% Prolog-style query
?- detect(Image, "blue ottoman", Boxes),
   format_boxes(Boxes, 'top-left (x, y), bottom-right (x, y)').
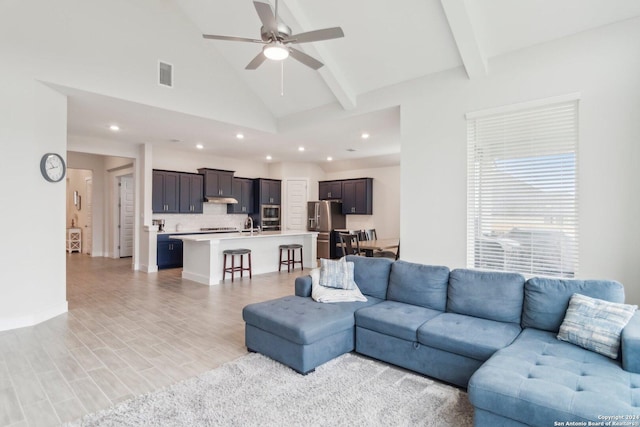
top-left (243, 295), bottom-right (380, 374)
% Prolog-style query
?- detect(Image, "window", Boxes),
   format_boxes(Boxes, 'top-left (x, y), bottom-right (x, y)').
top-left (466, 96), bottom-right (579, 278)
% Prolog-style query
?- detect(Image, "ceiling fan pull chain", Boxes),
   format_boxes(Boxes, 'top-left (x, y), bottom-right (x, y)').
top-left (280, 61), bottom-right (285, 96)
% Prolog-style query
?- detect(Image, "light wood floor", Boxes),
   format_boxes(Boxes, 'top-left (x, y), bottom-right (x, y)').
top-left (0, 254), bottom-right (302, 426)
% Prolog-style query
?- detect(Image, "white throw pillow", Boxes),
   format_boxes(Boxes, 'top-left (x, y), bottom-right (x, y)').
top-left (557, 293), bottom-right (637, 359)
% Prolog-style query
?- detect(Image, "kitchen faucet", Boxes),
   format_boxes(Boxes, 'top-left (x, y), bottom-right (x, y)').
top-left (245, 216), bottom-right (254, 236)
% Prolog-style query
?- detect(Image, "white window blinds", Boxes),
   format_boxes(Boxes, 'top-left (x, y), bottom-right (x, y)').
top-left (466, 98), bottom-right (579, 278)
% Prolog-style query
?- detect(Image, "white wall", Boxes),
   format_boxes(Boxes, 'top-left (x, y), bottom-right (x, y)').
top-left (394, 18), bottom-right (640, 303)
top-left (326, 166), bottom-right (400, 239)
top-left (152, 145), bottom-right (270, 178)
top-left (0, 79), bottom-right (68, 330)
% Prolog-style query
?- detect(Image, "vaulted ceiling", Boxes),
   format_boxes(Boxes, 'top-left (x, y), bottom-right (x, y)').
top-left (67, 0), bottom-right (640, 169)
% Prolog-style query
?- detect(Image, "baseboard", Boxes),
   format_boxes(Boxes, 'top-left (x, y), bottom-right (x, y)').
top-left (140, 263), bottom-right (158, 273)
top-left (182, 270), bottom-right (218, 286)
top-left (0, 301), bottom-right (68, 332)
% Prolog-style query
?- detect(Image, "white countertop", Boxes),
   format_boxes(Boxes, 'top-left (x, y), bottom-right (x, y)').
top-left (170, 230), bottom-right (317, 242)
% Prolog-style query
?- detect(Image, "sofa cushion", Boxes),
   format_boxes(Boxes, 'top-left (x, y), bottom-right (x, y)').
top-left (557, 293), bottom-right (637, 359)
top-left (242, 295), bottom-right (381, 345)
top-left (447, 269), bottom-right (525, 323)
top-left (418, 313), bottom-right (521, 361)
top-left (355, 300), bottom-right (441, 342)
top-left (468, 328), bottom-right (640, 425)
top-left (345, 255), bottom-right (393, 299)
top-left (522, 277), bottom-right (625, 332)
top-left (386, 261), bottom-right (449, 311)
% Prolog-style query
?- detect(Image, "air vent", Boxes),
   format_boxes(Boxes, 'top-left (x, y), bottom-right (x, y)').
top-left (159, 61), bottom-right (173, 87)
top-left (346, 148), bottom-right (357, 152)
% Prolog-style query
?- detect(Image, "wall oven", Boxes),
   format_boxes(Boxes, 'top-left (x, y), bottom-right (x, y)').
top-left (262, 205), bottom-right (280, 221)
top-left (260, 204), bottom-right (281, 231)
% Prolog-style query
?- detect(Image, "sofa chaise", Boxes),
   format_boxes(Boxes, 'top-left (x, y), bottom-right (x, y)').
top-left (242, 255), bottom-right (640, 425)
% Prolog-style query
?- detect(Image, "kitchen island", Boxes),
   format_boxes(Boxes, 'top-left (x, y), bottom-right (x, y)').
top-left (171, 231), bottom-right (318, 285)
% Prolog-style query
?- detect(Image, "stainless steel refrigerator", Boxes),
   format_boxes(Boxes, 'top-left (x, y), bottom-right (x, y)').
top-left (307, 200), bottom-right (346, 259)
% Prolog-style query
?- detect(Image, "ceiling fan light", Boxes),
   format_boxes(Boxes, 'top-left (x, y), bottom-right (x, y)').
top-left (263, 42), bottom-right (289, 61)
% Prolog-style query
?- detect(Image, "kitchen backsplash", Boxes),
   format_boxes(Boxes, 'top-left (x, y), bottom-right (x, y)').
top-left (152, 204), bottom-right (247, 232)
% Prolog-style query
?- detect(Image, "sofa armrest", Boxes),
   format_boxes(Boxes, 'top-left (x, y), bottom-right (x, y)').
top-left (622, 311), bottom-right (640, 373)
top-left (295, 275), bottom-right (312, 297)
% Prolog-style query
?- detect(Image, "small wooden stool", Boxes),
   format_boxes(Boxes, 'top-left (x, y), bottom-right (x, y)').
top-left (279, 244), bottom-right (303, 273)
top-left (222, 248), bottom-right (252, 282)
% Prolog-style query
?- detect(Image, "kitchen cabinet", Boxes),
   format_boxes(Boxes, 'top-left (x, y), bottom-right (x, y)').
top-left (341, 178), bottom-right (373, 215)
top-left (152, 170), bottom-right (180, 213)
top-left (198, 168), bottom-right (234, 198)
top-left (228, 178), bottom-right (254, 214)
top-left (256, 179), bottom-right (281, 205)
top-left (319, 180), bottom-right (343, 200)
top-left (179, 173), bottom-right (203, 213)
top-left (157, 234), bottom-right (183, 269)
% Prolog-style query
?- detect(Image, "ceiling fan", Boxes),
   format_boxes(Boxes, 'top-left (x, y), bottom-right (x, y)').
top-left (202, 0), bottom-right (344, 70)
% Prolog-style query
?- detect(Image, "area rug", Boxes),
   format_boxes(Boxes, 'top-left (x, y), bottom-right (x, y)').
top-left (68, 352), bottom-right (473, 426)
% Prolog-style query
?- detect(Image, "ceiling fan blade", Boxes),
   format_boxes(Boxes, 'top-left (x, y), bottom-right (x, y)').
top-left (289, 48), bottom-right (324, 70)
top-left (253, 1), bottom-right (278, 34)
top-left (245, 52), bottom-right (267, 70)
top-left (203, 34), bottom-right (264, 44)
top-left (285, 27), bottom-right (344, 44)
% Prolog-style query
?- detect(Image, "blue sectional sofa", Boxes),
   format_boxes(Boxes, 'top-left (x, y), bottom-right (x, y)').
top-left (242, 256), bottom-right (640, 426)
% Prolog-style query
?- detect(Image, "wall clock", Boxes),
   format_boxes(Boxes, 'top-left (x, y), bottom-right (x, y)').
top-left (40, 153), bottom-right (66, 183)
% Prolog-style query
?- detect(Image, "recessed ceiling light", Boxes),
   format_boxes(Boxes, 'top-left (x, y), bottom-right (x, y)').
top-left (298, 146), bottom-right (305, 152)
top-left (196, 143), bottom-right (204, 150)
top-left (266, 155), bottom-right (272, 160)
top-left (236, 133), bottom-right (244, 140)
top-left (361, 132), bottom-right (370, 140)
top-left (327, 156), bottom-right (333, 161)
top-left (109, 124), bottom-right (120, 132)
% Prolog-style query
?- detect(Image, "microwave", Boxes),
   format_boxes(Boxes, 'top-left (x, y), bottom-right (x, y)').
top-left (262, 204), bottom-right (280, 221)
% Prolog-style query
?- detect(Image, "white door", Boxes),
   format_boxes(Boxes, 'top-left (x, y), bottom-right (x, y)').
top-left (285, 179), bottom-right (308, 231)
top-left (119, 175), bottom-right (135, 257)
top-left (84, 177), bottom-right (93, 255)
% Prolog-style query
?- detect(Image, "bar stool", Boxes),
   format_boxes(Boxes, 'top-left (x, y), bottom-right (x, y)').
top-left (278, 244), bottom-right (303, 273)
top-left (222, 248), bottom-right (252, 282)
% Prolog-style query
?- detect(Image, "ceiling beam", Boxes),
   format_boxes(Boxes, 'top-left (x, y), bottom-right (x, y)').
top-left (276, 0), bottom-right (357, 110)
top-left (440, 0), bottom-right (487, 79)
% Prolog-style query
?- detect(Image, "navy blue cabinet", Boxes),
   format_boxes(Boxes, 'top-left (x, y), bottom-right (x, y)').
top-left (198, 168), bottom-right (234, 198)
top-left (157, 234), bottom-right (183, 269)
top-left (256, 179), bottom-right (281, 205)
top-left (319, 181), bottom-right (342, 200)
top-left (341, 178), bottom-right (373, 214)
top-left (152, 170), bottom-right (180, 213)
top-left (228, 178), bottom-right (254, 214)
top-left (179, 173), bottom-right (203, 213)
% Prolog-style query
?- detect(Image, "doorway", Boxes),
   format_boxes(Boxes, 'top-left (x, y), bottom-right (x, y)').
top-left (66, 169), bottom-right (93, 255)
top-left (118, 175), bottom-right (134, 258)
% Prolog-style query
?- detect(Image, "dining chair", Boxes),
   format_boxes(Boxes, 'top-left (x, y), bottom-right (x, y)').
top-left (364, 229), bottom-right (378, 240)
top-left (339, 232), bottom-right (364, 257)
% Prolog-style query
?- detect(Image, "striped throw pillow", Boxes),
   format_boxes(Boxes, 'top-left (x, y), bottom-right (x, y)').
top-left (319, 258), bottom-right (356, 290)
top-left (557, 293), bottom-right (637, 359)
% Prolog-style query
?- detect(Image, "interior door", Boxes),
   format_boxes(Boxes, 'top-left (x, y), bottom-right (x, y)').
top-left (84, 177), bottom-right (93, 255)
top-left (285, 179), bottom-right (308, 231)
top-left (119, 175), bottom-right (134, 257)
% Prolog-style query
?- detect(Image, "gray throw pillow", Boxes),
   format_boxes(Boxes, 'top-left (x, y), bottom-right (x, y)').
top-left (319, 258), bottom-right (356, 290)
top-left (557, 293), bottom-right (637, 359)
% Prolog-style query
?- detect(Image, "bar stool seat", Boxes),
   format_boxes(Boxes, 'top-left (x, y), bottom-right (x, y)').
top-left (223, 248), bottom-right (252, 282)
top-left (279, 244), bottom-right (303, 273)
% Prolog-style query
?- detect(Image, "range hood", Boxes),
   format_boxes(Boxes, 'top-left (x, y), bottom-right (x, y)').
top-left (205, 196), bottom-right (238, 204)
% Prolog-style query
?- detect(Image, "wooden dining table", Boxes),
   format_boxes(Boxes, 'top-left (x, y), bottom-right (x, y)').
top-left (357, 238), bottom-right (399, 257)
